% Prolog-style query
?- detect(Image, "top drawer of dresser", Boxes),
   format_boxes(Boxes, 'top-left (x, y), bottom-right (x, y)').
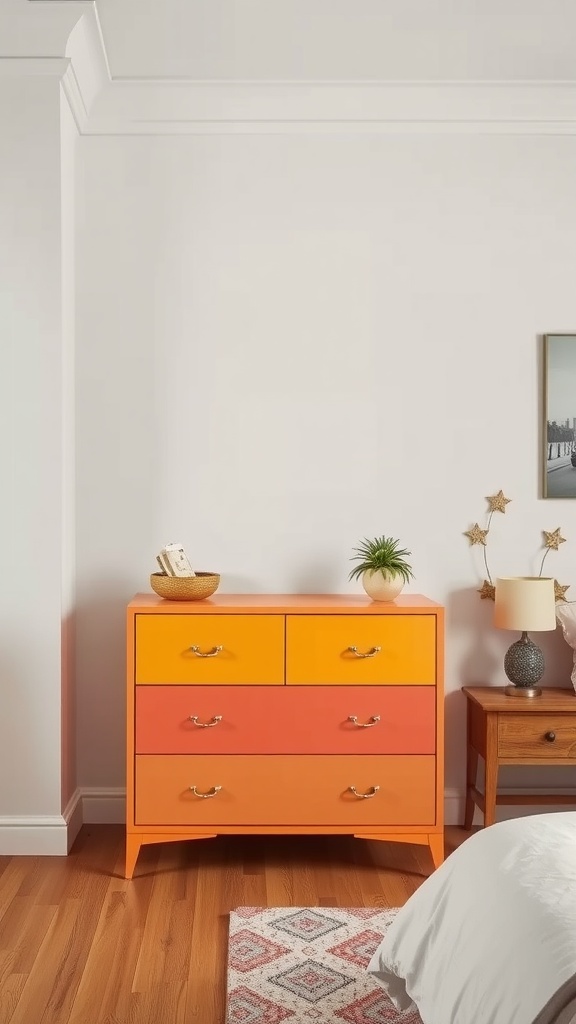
top-left (135, 614), bottom-right (285, 685)
top-left (286, 614), bottom-right (436, 685)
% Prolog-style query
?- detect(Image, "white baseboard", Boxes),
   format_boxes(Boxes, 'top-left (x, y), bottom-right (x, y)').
top-left (0, 788), bottom-right (84, 856)
top-left (0, 813), bottom-right (70, 855)
top-left (444, 786), bottom-right (576, 827)
top-left (444, 788), bottom-right (463, 826)
top-left (63, 788), bottom-right (83, 851)
top-left (0, 787), bottom-right (123, 855)
top-left (81, 786), bottom-right (126, 824)
top-left (0, 786), bottom-right (572, 854)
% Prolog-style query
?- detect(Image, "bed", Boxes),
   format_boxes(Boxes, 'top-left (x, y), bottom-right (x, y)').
top-left (367, 812), bottom-right (576, 1024)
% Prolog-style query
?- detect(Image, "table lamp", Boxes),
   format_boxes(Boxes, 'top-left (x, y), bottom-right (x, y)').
top-left (493, 576), bottom-right (557, 698)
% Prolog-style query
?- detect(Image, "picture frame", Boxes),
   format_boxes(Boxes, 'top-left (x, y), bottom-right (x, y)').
top-left (543, 333), bottom-right (576, 498)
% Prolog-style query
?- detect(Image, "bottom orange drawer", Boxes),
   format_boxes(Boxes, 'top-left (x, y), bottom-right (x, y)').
top-left (134, 754), bottom-right (436, 827)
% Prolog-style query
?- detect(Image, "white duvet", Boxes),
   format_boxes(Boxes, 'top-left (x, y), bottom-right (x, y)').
top-left (368, 813), bottom-right (576, 1024)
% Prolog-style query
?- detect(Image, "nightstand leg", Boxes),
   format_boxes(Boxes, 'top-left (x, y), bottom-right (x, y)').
top-left (464, 745), bottom-right (479, 830)
top-left (484, 713), bottom-right (499, 827)
top-left (484, 758), bottom-right (498, 827)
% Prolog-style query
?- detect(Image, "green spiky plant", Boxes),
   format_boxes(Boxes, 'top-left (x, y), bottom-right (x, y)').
top-left (348, 535), bottom-right (414, 584)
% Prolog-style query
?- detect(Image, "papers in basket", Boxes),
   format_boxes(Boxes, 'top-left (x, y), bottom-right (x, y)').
top-left (156, 542), bottom-right (196, 577)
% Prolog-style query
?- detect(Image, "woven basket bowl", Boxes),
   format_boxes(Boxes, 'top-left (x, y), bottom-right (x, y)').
top-left (150, 571), bottom-right (220, 601)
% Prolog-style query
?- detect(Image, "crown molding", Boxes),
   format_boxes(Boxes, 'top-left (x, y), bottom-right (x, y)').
top-left (84, 78), bottom-right (576, 135)
top-left (7, 9), bottom-right (576, 135)
top-left (0, 6), bottom-right (108, 130)
top-left (61, 5), bottom-right (109, 131)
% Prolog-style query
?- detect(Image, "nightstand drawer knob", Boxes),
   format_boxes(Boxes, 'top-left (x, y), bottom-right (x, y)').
top-left (189, 715), bottom-right (223, 728)
top-left (189, 645), bottom-right (223, 658)
top-left (544, 731), bottom-right (556, 742)
top-left (189, 785), bottom-right (222, 799)
top-left (347, 715), bottom-right (381, 728)
top-left (348, 785), bottom-right (380, 799)
top-left (347, 646), bottom-right (381, 659)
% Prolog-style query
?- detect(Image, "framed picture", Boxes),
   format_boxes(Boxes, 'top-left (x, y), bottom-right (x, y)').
top-left (543, 333), bottom-right (576, 498)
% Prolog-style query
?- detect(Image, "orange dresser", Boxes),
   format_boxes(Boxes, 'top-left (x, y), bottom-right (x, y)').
top-left (125, 593), bottom-right (445, 878)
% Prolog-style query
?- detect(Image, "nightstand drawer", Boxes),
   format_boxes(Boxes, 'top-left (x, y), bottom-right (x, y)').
top-left (286, 614), bottom-right (436, 685)
top-left (498, 714), bottom-right (576, 758)
top-left (135, 614), bottom-right (285, 685)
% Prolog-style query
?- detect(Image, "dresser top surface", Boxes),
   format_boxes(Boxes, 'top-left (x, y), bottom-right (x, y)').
top-left (463, 685), bottom-right (576, 712)
top-left (129, 593), bottom-right (443, 614)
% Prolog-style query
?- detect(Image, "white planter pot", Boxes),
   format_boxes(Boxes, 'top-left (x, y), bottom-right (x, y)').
top-left (362, 570), bottom-right (404, 602)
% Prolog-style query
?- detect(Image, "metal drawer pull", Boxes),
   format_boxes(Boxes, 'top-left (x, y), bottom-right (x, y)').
top-left (348, 785), bottom-right (380, 799)
top-left (189, 785), bottom-right (222, 799)
top-left (347, 715), bottom-right (381, 728)
top-left (189, 715), bottom-right (223, 728)
top-left (544, 731), bottom-right (556, 742)
top-left (348, 645), bottom-right (381, 659)
top-left (189, 645), bottom-right (223, 658)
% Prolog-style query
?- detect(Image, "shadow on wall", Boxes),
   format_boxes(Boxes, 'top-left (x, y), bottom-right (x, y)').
top-left (448, 585), bottom-right (501, 686)
top-left (61, 609), bottom-right (77, 810)
top-left (289, 560), bottom-right (341, 594)
top-left (441, 587), bottom-right (498, 798)
top-left (219, 564), bottom-right (342, 595)
top-left (75, 576), bottom-right (137, 791)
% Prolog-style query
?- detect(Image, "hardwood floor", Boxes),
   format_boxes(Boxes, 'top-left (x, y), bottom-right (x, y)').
top-left (0, 826), bottom-right (471, 1024)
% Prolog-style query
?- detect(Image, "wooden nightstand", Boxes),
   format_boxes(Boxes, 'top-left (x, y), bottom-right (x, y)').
top-left (463, 686), bottom-right (576, 828)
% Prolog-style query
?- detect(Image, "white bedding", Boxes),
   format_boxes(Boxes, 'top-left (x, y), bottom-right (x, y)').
top-left (368, 813), bottom-right (576, 1024)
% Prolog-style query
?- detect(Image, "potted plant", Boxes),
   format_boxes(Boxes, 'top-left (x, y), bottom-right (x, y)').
top-left (349, 535), bottom-right (414, 602)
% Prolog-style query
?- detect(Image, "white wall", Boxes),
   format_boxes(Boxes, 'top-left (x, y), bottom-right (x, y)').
top-left (76, 131), bottom-right (576, 806)
top-left (60, 86), bottom-right (78, 811)
top-left (0, 75), bottom-right (70, 829)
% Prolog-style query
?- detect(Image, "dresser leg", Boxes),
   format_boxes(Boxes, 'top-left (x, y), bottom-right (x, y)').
top-left (427, 833), bottom-right (445, 870)
top-left (125, 835), bottom-right (142, 880)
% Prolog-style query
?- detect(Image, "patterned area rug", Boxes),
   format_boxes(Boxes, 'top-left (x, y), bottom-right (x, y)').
top-left (226, 906), bottom-right (422, 1023)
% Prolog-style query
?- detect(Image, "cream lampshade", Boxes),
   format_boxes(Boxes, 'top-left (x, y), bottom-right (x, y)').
top-left (494, 577), bottom-right (557, 698)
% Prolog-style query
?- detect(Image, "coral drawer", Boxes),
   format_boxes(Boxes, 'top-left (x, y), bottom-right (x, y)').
top-left (498, 715), bottom-right (576, 758)
top-left (135, 614), bottom-right (285, 685)
top-left (286, 614), bottom-right (436, 685)
top-left (134, 754), bottom-right (436, 827)
top-left (135, 685), bottom-right (436, 755)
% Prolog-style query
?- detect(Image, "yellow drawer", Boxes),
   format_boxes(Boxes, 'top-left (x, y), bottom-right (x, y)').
top-left (135, 614), bottom-right (285, 685)
top-left (286, 614), bottom-right (436, 685)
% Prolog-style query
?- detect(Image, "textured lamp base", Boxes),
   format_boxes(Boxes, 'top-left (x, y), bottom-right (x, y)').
top-left (503, 631), bottom-right (544, 698)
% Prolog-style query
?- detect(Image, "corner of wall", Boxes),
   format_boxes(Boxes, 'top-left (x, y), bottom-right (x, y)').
top-left (63, 5), bottom-right (110, 133)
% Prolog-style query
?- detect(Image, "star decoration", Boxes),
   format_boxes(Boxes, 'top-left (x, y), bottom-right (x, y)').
top-left (543, 528), bottom-right (566, 551)
top-left (478, 580), bottom-right (495, 601)
top-left (554, 579), bottom-right (570, 602)
top-left (464, 523), bottom-right (489, 546)
top-left (486, 490), bottom-right (512, 514)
